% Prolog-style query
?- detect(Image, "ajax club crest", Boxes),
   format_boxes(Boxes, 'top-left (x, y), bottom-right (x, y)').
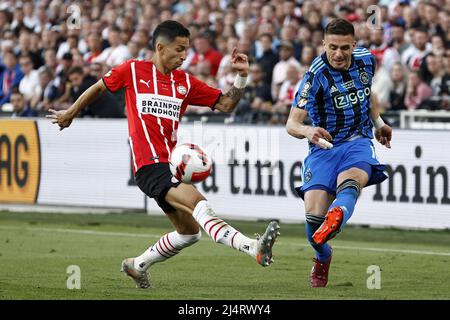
top-left (360, 71), bottom-right (369, 85)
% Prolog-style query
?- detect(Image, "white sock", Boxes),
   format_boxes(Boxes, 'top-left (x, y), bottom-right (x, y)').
top-left (134, 231), bottom-right (201, 271)
top-left (192, 200), bottom-right (256, 257)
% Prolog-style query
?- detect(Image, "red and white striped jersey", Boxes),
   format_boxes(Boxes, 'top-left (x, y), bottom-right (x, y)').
top-left (102, 59), bottom-right (221, 174)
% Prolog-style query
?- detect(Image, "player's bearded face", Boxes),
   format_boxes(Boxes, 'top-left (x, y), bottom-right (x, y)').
top-left (160, 36), bottom-right (189, 70)
top-left (323, 34), bottom-right (356, 70)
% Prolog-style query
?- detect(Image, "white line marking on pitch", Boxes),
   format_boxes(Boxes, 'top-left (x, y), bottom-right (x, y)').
top-left (1, 225), bottom-right (450, 257)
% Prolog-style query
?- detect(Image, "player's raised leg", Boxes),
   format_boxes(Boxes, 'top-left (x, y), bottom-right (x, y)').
top-left (312, 166), bottom-right (369, 245)
top-left (165, 183), bottom-right (280, 266)
top-left (121, 164), bottom-right (205, 288)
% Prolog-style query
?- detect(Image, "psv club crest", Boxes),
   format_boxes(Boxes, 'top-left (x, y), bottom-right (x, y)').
top-left (177, 85), bottom-right (187, 95)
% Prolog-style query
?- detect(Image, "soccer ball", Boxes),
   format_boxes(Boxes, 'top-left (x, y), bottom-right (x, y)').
top-left (169, 143), bottom-right (212, 184)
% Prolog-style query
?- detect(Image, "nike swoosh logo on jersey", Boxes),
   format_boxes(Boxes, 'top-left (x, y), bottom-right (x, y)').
top-left (140, 79), bottom-right (151, 88)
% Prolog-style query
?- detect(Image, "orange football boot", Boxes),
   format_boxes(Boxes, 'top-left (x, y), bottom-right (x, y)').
top-left (312, 207), bottom-right (344, 245)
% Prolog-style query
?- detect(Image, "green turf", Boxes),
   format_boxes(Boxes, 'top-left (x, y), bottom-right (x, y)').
top-left (1, 210), bottom-right (450, 300)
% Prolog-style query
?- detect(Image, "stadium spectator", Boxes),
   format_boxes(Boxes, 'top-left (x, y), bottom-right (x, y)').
top-left (372, 62), bottom-right (392, 111)
top-left (421, 54), bottom-right (446, 94)
top-left (280, 24), bottom-right (302, 60)
top-left (430, 34), bottom-right (446, 58)
top-left (67, 66), bottom-right (124, 118)
top-left (83, 33), bottom-right (103, 65)
top-left (305, 10), bottom-right (323, 32)
top-left (272, 63), bottom-right (301, 124)
top-left (259, 3), bottom-right (278, 27)
top-left (17, 29), bottom-right (44, 69)
top-left (93, 26), bottom-right (131, 68)
top-left (50, 52), bottom-right (74, 109)
top-left (401, 27), bottom-right (432, 70)
top-left (380, 23), bottom-right (406, 72)
top-left (300, 44), bottom-right (315, 68)
top-left (217, 36), bottom-right (238, 80)
top-left (256, 33), bottom-right (279, 86)
top-left (131, 28), bottom-right (151, 60)
top-left (0, 9), bottom-right (11, 35)
top-left (441, 54), bottom-right (450, 103)
top-left (355, 21), bottom-right (371, 48)
top-left (18, 54), bottom-right (40, 106)
top-left (235, 1), bottom-right (255, 39)
top-left (236, 37), bottom-right (253, 60)
top-left (298, 24), bottom-right (313, 46)
top-left (281, 0), bottom-right (299, 27)
top-left (33, 3), bottom-right (51, 34)
top-left (369, 27), bottom-right (389, 64)
top-left (388, 62), bottom-right (408, 111)
top-left (33, 66), bottom-right (53, 111)
top-left (43, 48), bottom-right (58, 75)
top-left (404, 70), bottom-right (433, 110)
top-left (233, 62), bottom-right (273, 123)
top-left (311, 29), bottom-right (325, 49)
top-left (423, 2), bottom-right (445, 38)
top-left (190, 33), bottom-right (223, 77)
top-left (0, 49), bottom-right (23, 106)
top-left (402, 3), bottom-right (421, 29)
top-left (389, 22), bottom-right (409, 55)
top-left (271, 41), bottom-right (301, 99)
top-left (56, 32), bottom-right (85, 60)
top-left (10, 88), bottom-right (37, 117)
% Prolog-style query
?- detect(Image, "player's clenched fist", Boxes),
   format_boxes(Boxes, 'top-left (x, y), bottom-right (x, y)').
top-left (375, 125), bottom-right (392, 149)
top-left (305, 127), bottom-right (334, 149)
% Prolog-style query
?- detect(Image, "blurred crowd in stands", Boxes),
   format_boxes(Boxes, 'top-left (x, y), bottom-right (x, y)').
top-left (0, 0), bottom-right (449, 125)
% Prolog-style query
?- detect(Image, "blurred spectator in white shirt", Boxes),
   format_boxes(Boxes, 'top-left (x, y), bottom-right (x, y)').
top-left (217, 36), bottom-right (238, 80)
top-left (272, 63), bottom-right (301, 124)
top-left (271, 41), bottom-right (301, 99)
top-left (401, 27), bottom-right (432, 70)
top-left (93, 27), bottom-right (131, 68)
top-left (18, 54), bottom-right (40, 106)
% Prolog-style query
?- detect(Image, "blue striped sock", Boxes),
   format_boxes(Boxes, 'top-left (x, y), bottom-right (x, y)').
top-left (330, 179), bottom-right (360, 229)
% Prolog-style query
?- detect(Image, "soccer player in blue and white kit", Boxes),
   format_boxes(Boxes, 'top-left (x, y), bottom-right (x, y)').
top-left (286, 19), bottom-right (392, 287)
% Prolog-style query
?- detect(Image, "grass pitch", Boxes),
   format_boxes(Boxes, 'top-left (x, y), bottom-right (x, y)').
top-left (1, 210), bottom-right (450, 300)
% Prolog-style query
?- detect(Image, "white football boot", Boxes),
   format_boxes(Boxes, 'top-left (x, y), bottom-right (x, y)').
top-left (254, 221), bottom-right (281, 267)
top-left (120, 258), bottom-right (152, 289)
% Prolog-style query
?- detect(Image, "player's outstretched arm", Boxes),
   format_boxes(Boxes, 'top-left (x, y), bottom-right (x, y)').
top-left (214, 48), bottom-right (249, 113)
top-left (370, 94), bottom-right (392, 148)
top-left (46, 79), bottom-right (107, 131)
top-left (286, 107), bottom-right (333, 149)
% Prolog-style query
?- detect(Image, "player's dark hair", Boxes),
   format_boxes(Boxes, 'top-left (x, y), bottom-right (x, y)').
top-left (325, 18), bottom-right (355, 37)
top-left (152, 20), bottom-right (190, 49)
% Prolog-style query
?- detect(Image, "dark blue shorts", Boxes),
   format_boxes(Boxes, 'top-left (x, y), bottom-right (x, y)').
top-left (296, 137), bottom-right (387, 199)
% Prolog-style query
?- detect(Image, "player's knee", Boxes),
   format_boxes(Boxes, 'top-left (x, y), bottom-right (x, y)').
top-left (337, 179), bottom-right (361, 198)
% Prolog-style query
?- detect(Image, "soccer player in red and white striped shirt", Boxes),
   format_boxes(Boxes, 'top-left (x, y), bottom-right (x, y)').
top-left (48, 20), bottom-right (280, 289)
